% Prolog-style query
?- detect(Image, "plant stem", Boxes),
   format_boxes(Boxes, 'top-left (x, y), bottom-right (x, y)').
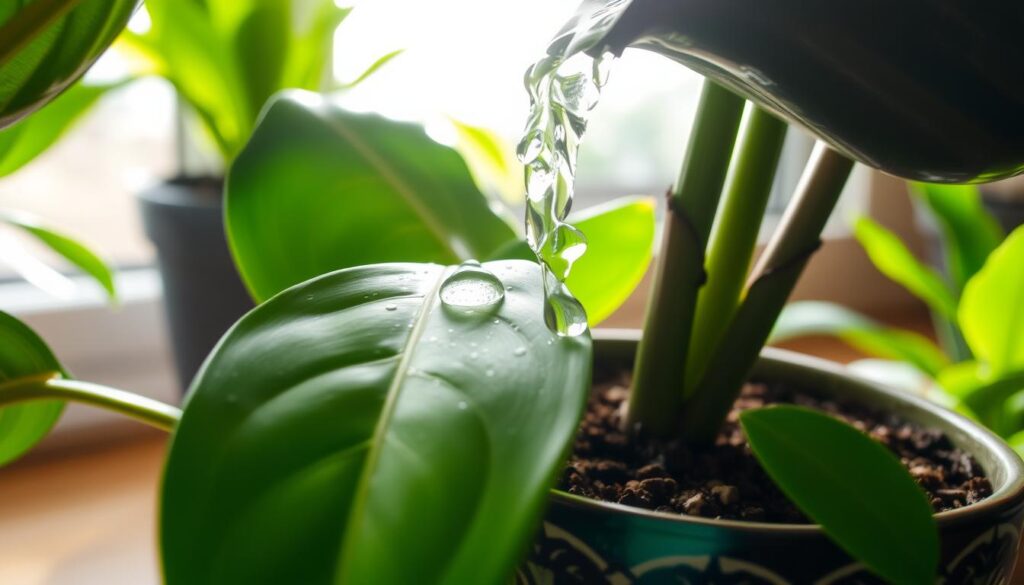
top-left (0, 373), bottom-right (181, 432)
top-left (680, 144), bottom-right (854, 443)
top-left (683, 106), bottom-right (788, 395)
top-left (626, 81), bottom-right (744, 436)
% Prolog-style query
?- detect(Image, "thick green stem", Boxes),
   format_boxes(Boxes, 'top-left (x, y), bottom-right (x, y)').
top-left (684, 106), bottom-right (788, 395)
top-left (681, 144), bottom-right (854, 443)
top-left (626, 81), bottom-right (744, 436)
top-left (0, 373), bottom-right (180, 432)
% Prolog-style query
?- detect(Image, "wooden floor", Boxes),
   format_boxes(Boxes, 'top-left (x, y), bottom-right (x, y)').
top-left (1, 335), bottom-right (1021, 583)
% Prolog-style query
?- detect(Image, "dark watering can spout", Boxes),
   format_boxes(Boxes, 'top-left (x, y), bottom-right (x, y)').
top-left (569, 0), bottom-right (1024, 183)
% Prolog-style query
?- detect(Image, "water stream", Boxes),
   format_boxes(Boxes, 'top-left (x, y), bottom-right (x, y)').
top-left (516, 0), bottom-right (629, 337)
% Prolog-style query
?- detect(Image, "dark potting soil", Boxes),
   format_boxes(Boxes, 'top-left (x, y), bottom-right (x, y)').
top-left (560, 373), bottom-right (993, 524)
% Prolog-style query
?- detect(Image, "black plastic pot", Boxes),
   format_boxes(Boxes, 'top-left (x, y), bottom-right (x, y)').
top-left (520, 330), bottom-right (1024, 583)
top-left (138, 178), bottom-right (254, 393)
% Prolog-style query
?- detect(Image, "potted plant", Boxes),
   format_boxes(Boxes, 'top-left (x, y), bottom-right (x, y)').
top-left (3, 1), bottom-right (1024, 584)
top-left (118, 0), bottom-right (402, 389)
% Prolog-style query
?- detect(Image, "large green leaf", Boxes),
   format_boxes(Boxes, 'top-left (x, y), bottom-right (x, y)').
top-left (0, 210), bottom-right (117, 300)
top-left (771, 301), bottom-right (948, 376)
top-left (854, 216), bottom-right (958, 320)
top-left (910, 183), bottom-right (1002, 294)
top-left (958, 226), bottom-right (1024, 376)
top-left (162, 260), bottom-right (591, 584)
top-left (741, 405), bottom-right (938, 585)
top-left (0, 0), bottom-right (136, 128)
top-left (0, 79), bottom-right (123, 177)
top-left (226, 91), bottom-right (517, 302)
top-left (0, 311), bottom-right (67, 466)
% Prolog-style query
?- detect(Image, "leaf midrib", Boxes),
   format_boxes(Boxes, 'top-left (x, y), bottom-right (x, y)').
top-left (334, 266), bottom-right (450, 580)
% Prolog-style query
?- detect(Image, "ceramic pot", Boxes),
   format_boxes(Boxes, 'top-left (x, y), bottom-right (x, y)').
top-left (520, 330), bottom-right (1024, 584)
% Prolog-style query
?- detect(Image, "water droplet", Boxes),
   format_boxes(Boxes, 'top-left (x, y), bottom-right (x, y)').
top-left (544, 284), bottom-right (589, 337)
top-left (469, 352), bottom-right (479, 360)
top-left (514, 347), bottom-right (527, 357)
top-left (486, 369), bottom-right (495, 377)
top-left (428, 336), bottom-right (438, 343)
top-left (457, 401), bottom-right (468, 410)
top-left (493, 319), bottom-right (500, 325)
top-left (439, 261), bottom-right (505, 310)
top-left (385, 303), bottom-right (397, 311)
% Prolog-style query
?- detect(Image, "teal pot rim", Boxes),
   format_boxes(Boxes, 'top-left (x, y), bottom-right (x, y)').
top-left (548, 328), bottom-right (1024, 536)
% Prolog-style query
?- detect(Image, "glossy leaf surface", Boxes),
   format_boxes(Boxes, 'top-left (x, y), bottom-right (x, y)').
top-left (854, 216), bottom-right (957, 320)
top-left (910, 183), bottom-right (1002, 294)
top-left (772, 301), bottom-right (947, 376)
top-left (0, 311), bottom-right (66, 466)
top-left (1, 210), bottom-right (117, 300)
top-left (0, 0), bottom-right (136, 128)
top-left (162, 260), bottom-right (591, 585)
top-left (741, 405), bottom-right (938, 585)
top-left (959, 226), bottom-right (1024, 377)
top-left (226, 91), bottom-right (517, 302)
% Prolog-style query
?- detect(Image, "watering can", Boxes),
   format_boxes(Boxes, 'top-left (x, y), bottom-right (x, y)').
top-left (563, 0), bottom-right (1024, 183)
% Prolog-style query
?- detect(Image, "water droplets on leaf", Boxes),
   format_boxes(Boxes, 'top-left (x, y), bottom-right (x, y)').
top-left (439, 261), bottom-right (505, 311)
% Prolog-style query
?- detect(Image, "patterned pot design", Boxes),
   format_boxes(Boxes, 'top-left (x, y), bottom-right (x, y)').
top-left (520, 330), bottom-right (1024, 584)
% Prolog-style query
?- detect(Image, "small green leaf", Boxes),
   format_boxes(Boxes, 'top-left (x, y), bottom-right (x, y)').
top-left (0, 80), bottom-right (125, 177)
top-left (959, 226), bottom-right (1024, 376)
top-left (232, 0), bottom-right (290, 123)
top-left (937, 361), bottom-right (1024, 435)
top-left (0, 0), bottom-right (137, 128)
top-left (565, 196), bottom-right (655, 324)
top-left (741, 405), bottom-right (938, 585)
top-left (450, 119), bottom-right (524, 204)
top-left (1007, 429), bottom-right (1024, 458)
top-left (226, 91), bottom-right (517, 302)
top-left (162, 260), bottom-right (591, 585)
top-left (771, 301), bottom-right (948, 376)
top-left (854, 216), bottom-right (957, 320)
top-left (1, 210), bottom-right (117, 301)
top-left (141, 0), bottom-right (250, 157)
top-left (486, 196), bottom-right (656, 325)
top-left (0, 311), bottom-right (67, 466)
top-left (282, 1), bottom-right (350, 89)
top-left (910, 183), bottom-right (1002, 294)
top-left (336, 49), bottom-right (403, 89)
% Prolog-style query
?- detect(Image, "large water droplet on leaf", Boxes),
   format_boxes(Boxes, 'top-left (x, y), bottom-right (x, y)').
top-left (439, 261), bottom-right (505, 310)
